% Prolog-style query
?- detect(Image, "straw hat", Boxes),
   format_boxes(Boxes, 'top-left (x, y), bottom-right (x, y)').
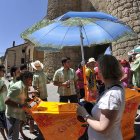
top-left (31, 60), bottom-right (44, 70)
top-left (87, 57), bottom-right (96, 64)
top-left (135, 54), bottom-right (140, 59)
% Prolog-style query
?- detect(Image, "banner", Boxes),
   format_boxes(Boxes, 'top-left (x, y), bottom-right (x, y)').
top-left (121, 88), bottom-right (140, 140)
top-left (25, 101), bottom-right (85, 140)
top-left (24, 88), bottom-right (140, 140)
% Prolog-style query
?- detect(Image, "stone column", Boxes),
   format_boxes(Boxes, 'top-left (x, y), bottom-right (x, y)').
top-left (47, 0), bottom-right (81, 20)
top-left (47, 0), bottom-right (95, 19)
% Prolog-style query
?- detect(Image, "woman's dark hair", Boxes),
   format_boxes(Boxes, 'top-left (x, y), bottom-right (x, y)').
top-left (19, 71), bottom-right (33, 82)
top-left (0, 65), bottom-right (5, 70)
top-left (98, 55), bottom-right (123, 81)
top-left (20, 64), bottom-right (27, 71)
top-left (61, 57), bottom-right (70, 65)
top-left (128, 55), bottom-right (133, 63)
top-left (10, 66), bottom-right (19, 77)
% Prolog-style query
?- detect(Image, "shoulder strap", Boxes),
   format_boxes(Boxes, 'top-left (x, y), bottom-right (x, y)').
top-left (97, 84), bottom-right (123, 102)
top-left (107, 84), bottom-right (123, 90)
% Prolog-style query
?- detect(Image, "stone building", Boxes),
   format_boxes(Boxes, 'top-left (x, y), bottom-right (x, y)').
top-left (23, 0), bottom-right (140, 77)
top-left (90, 0), bottom-right (140, 59)
top-left (46, 0), bottom-right (95, 20)
top-left (24, 42), bottom-right (44, 71)
top-left (46, 0), bottom-right (140, 60)
top-left (3, 42), bottom-right (28, 73)
top-left (0, 57), bottom-right (3, 65)
top-left (3, 41), bottom-right (44, 73)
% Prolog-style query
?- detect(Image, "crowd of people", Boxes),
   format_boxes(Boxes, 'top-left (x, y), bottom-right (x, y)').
top-left (0, 52), bottom-right (140, 140)
top-left (0, 60), bottom-right (50, 140)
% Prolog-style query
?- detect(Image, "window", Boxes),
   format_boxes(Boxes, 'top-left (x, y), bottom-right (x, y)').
top-left (22, 49), bottom-right (25, 53)
top-left (21, 58), bottom-right (25, 64)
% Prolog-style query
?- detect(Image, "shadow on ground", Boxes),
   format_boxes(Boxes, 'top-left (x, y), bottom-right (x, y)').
top-left (133, 123), bottom-right (140, 140)
top-left (22, 124), bottom-right (45, 140)
top-left (22, 123), bottom-right (140, 140)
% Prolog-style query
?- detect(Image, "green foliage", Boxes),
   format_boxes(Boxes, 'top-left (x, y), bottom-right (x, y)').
top-left (21, 18), bottom-right (53, 39)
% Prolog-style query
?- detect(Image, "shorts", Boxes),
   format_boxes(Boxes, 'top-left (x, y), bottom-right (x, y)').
top-left (0, 111), bottom-right (7, 129)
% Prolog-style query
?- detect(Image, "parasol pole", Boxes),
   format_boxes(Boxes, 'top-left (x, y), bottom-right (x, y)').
top-left (79, 25), bottom-right (88, 101)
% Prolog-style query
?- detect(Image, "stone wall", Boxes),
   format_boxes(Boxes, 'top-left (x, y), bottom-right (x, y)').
top-left (44, 51), bottom-right (62, 77)
top-left (44, 45), bottom-right (108, 77)
top-left (106, 0), bottom-right (140, 59)
top-left (47, 0), bottom-right (140, 57)
top-left (80, 0), bottom-right (96, 11)
top-left (44, 47), bottom-right (82, 78)
top-left (45, 0), bottom-right (97, 77)
top-left (89, 0), bottom-right (107, 12)
top-left (44, 0), bottom-right (140, 76)
top-left (46, 0), bottom-right (95, 20)
top-left (47, 0), bottom-right (81, 20)
top-left (90, 0), bottom-right (140, 59)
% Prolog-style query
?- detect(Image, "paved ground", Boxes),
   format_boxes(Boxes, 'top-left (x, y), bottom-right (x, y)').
top-left (0, 80), bottom-right (140, 140)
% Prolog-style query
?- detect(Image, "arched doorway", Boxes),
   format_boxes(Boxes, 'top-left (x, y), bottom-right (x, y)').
top-left (84, 43), bottom-right (112, 61)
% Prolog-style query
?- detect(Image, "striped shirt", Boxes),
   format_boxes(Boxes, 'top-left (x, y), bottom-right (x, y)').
top-left (53, 67), bottom-right (78, 96)
top-left (32, 71), bottom-right (48, 99)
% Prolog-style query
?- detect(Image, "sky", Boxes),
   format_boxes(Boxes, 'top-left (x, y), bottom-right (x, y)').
top-left (0, 0), bottom-right (48, 56)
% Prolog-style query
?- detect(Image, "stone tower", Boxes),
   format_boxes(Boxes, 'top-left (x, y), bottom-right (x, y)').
top-left (44, 0), bottom-right (97, 77)
top-left (44, 0), bottom-right (140, 77)
top-left (106, 0), bottom-right (140, 59)
top-left (47, 0), bottom-right (140, 59)
top-left (47, 0), bottom-right (95, 19)
top-left (90, 0), bottom-right (140, 59)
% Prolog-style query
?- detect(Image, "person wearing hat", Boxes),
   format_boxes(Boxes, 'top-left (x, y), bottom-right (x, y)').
top-left (31, 60), bottom-right (49, 101)
top-left (131, 54), bottom-right (140, 88)
top-left (85, 57), bottom-right (97, 100)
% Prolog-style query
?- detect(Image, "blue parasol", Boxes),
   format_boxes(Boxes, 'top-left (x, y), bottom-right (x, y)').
top-left (21, 11), bottom-right (136, 100)
top-left (21, 11), bottom-right (136, 62)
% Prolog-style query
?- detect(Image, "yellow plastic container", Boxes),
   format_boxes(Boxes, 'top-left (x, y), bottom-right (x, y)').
top-left (25, 88), bottom-right (140, 140)
top-left (121, 88), bottom-right (140, 140)
top-left (25, 101), bottom-right (85, 140)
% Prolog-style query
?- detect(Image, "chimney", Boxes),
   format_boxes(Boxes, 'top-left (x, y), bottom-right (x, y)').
top-left (12, 41), bottom-right (15, 47)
